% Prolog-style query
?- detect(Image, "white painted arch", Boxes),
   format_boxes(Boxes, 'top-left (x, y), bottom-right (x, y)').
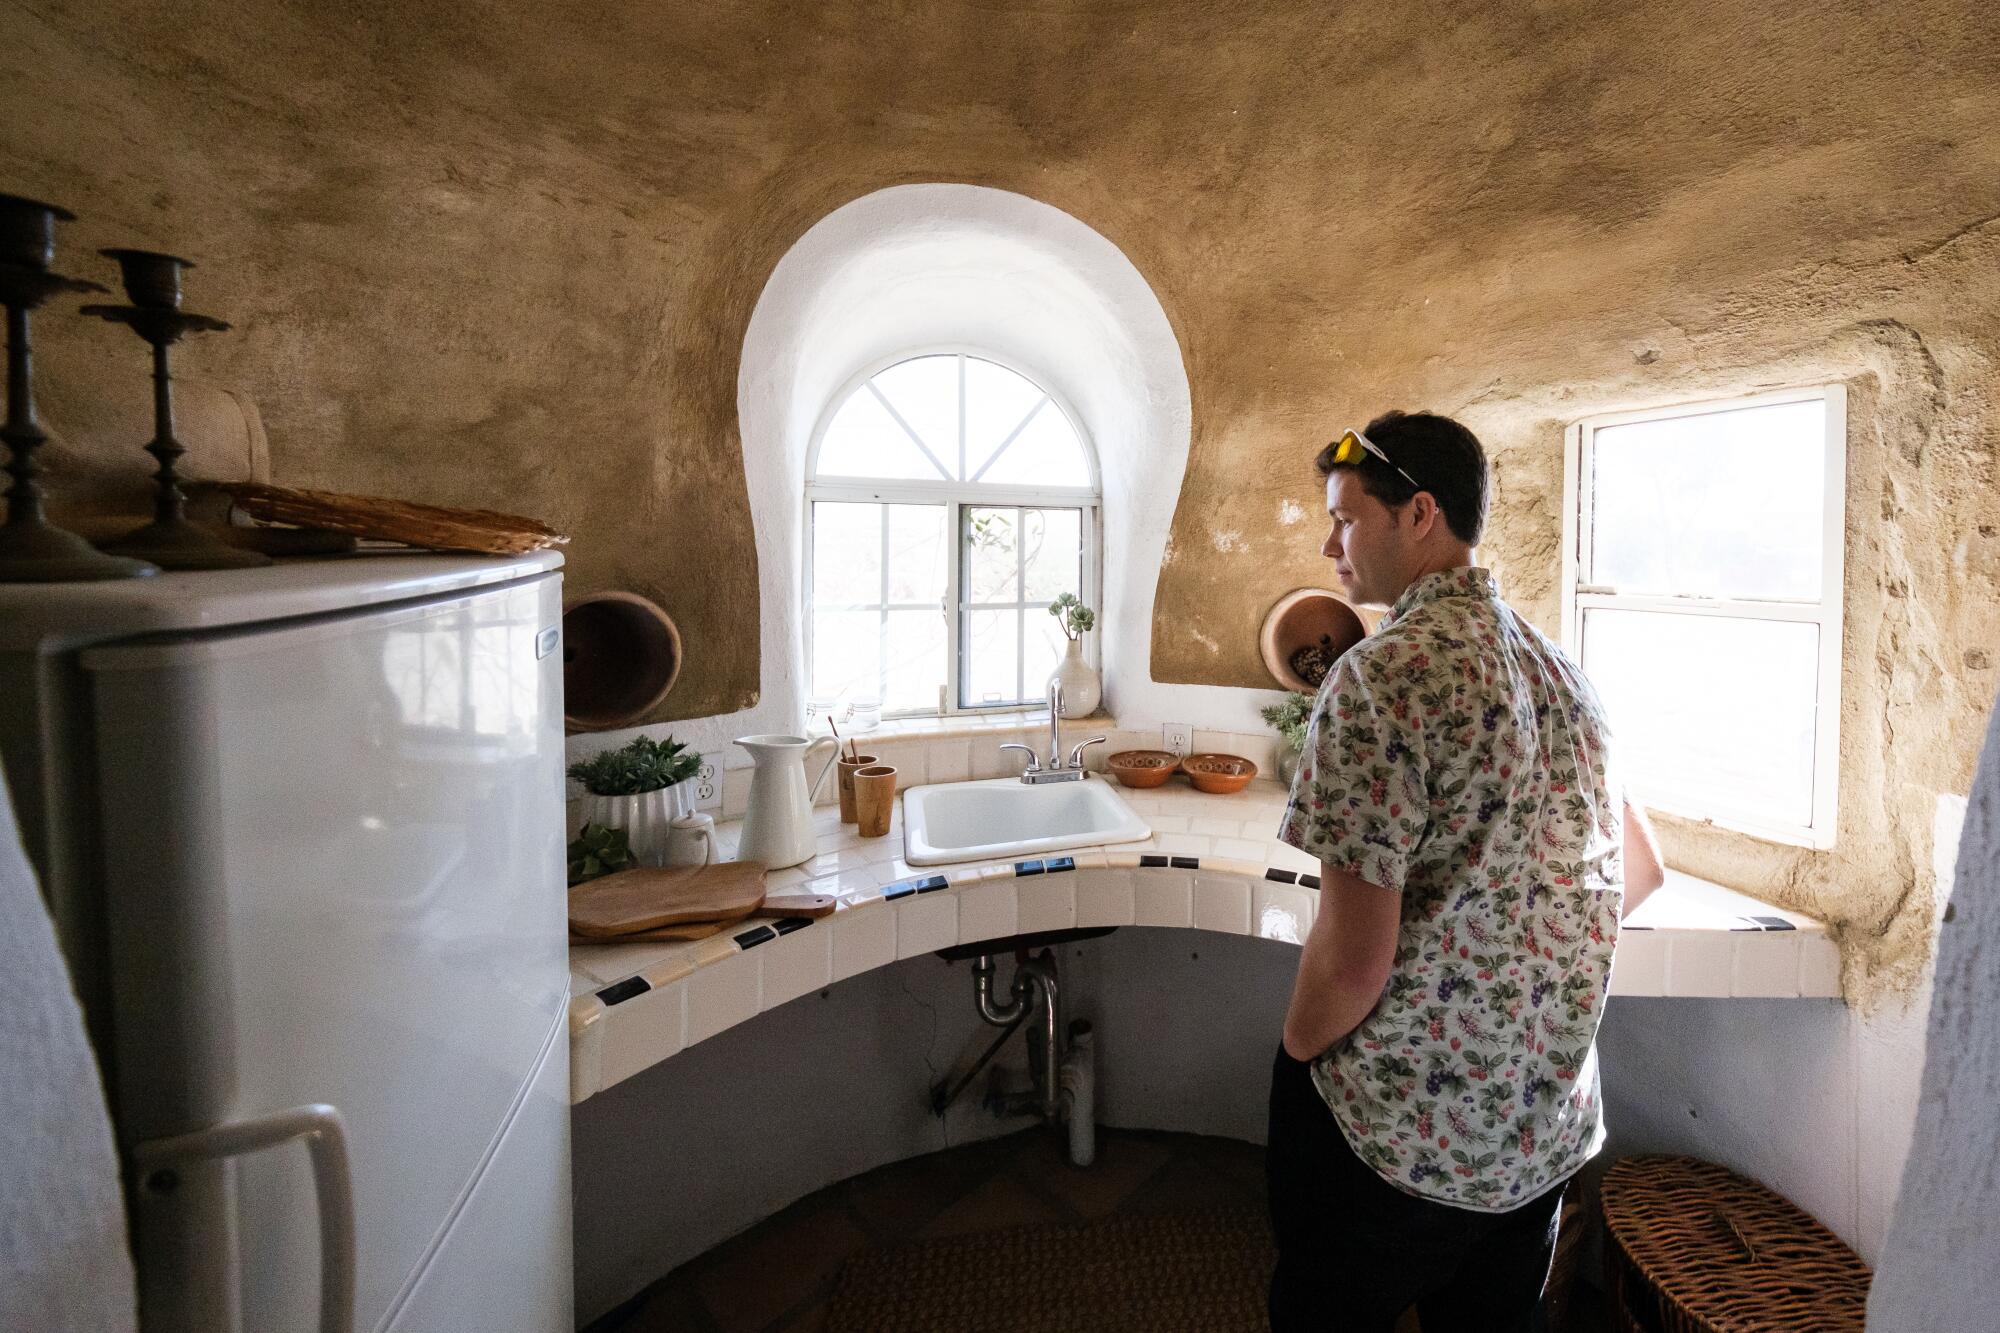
top-left (726, 182), bottom-right (1270, 753)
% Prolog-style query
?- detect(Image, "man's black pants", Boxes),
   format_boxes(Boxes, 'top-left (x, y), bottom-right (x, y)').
top-left (1266, 1045), bottom-right (1564, 1332)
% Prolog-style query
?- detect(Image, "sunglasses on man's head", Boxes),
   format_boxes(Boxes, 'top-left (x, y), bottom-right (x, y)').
top-left (1328, 428), bottom-right (1424, 493)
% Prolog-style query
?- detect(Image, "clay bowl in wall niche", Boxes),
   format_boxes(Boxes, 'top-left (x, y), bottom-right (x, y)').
top-left (1258, 588), bottom-right (1377, 694)
top-left (562, 592), bottom-right (682, 732)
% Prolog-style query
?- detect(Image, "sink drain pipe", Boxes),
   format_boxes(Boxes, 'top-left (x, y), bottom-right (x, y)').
top-left (955, 951), bottom-right (1096, 1167)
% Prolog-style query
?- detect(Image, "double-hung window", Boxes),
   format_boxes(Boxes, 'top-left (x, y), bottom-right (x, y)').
top-left (1561, 386), bottom-right (1846, 848)
top-left (806, 352), bottom-right (1100, 716)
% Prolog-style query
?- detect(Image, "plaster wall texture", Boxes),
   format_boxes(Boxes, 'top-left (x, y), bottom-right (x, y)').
top-left (4, 0), bottom-right (1997, 996)
top-left (1869, 693), bottom-right (2000, 1329)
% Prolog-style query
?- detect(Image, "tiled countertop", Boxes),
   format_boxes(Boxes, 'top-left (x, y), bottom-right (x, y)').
top-left (567, 778), bottom-right (1841, 1104)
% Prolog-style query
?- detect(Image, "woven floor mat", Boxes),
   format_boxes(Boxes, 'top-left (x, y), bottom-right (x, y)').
top-left (826, 1205), bottom-right (1275, 1333)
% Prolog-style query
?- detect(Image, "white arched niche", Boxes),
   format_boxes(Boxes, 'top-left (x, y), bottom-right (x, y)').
top-left (731, 182), bottom-right (1277, 743)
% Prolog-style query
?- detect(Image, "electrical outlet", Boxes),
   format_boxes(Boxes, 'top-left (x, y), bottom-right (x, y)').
top-left (692, 757), bottom-right (721, 810)
top-left (1162, 723), bottom-right (1193, 758)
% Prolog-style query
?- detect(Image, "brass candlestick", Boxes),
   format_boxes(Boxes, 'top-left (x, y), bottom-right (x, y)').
top-left (82, 249), bottom-right (268, 569)
top-left (0, 194), bottom-right (157, 581)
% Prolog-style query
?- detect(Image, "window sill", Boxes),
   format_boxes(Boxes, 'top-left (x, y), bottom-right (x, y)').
top-left (812, 707), bottom-right (1117, 744)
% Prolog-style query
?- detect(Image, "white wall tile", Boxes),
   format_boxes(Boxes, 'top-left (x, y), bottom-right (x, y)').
top-left (1157, 832), bottom-right (1210, 858)
top-left (759, 926), bottom-right (832, 1010)
top-left (1211, 837), bottom-right (1270, 865)
top-left (1017, 875), bottom-right (1077, 933)
top-left (1607, 932), bottom-right (1667, 996)
top-left (722, 767), bottom-right (753, 819)
top-left (1133, 870), bottom-right (1194, 927)
top-left (686, 952), bottom-right (761, 1046)
top-left (927, 738), bottom-right (972, 784)
top-left (599, 979), bottom-right (686, 1090)
top-left (1664, 933), bottom-right (1734, 997)
top-left (1798, 935), bottom-right (1843, 997)
top-left (1729, 932), bottom-right (1803, 998)
top-left (830, 903), bottom-right (896, 981)
top-left (1193, 873), bottom-right (1252, 935)
top-left (1075, 869), bottom-right (1136, 928)
top-left (957, 881), bottom-right (1019, 944)
top-left (871, 740), bottom-right (927, 787)
top-left (896, 893), bottom-right (959, 958)
top-left (1252, 880), bottom-right (1315, 945)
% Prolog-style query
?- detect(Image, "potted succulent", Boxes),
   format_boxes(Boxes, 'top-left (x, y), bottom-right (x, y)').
top-left (566, 734), bottom-right (702, 867)
top-left (1046, 592), bottom-right (1100, 717)
top-left (1261, 692), bottom-right (1315, 787)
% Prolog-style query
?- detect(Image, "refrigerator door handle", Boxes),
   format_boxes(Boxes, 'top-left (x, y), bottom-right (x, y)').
top-left (132, 1103), bottom-right (357, 1333)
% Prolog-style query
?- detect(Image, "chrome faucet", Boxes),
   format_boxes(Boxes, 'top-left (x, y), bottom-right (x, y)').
top-left (999, 678), bottom-right (1106, 784)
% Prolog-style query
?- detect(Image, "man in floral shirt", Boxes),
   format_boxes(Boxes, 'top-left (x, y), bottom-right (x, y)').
top-left (1268, 410), bottom-right (1664, 1332)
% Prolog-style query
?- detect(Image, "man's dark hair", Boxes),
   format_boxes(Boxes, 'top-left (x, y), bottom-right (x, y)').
top-left (1314, 410), bottom-right (1490, 546)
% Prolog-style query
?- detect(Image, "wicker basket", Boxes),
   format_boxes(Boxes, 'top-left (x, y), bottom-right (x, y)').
top-left (1600, 1155), bottom-right (1870, 1332)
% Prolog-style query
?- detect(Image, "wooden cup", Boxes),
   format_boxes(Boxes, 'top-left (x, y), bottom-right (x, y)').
top-left (852, 764), bottom-right (897, 838)
top-left (836, 752), bottom-right (879, 824)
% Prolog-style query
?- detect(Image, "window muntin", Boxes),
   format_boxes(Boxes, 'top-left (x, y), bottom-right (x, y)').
top-left (806, 353), bottom-right (1099, 715)
top-left (1562, 386), bottom-right (1845, 848)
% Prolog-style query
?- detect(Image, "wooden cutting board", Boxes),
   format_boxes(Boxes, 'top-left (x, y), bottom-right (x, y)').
top-left (568, 862), bottom-right (768, 939)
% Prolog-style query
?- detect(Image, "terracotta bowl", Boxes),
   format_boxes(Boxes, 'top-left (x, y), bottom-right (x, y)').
top-left (1258, 588), bottom-right (1375, 693)
top-left (1106, 749), bottom-right (1180, 789)
top-left (1180, 752), bottom-right (1258, 795)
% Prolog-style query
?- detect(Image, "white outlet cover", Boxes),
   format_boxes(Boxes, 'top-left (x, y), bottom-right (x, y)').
top-left (1163, 724), bottom-right (1193, 757)
top-left (693, 757), bottom-right (721, 810)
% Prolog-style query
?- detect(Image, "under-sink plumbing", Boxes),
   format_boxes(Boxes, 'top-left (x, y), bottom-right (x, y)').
top-left (930, 948), bottom-right (1097, 1167)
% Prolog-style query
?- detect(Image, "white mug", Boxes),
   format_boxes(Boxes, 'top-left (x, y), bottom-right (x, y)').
top-left (664, 812), bottom-right (715, 868)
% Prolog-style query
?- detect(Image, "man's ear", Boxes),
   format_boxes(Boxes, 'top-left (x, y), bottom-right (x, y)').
top-left (1409, 491), bottom-right (1440, 539)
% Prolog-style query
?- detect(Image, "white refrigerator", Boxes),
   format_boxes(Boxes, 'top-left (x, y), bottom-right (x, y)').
top-left (0, 552), bottom-right (574, 1333)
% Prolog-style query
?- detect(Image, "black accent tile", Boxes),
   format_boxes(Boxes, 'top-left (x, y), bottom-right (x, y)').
top-left (1299, 874), bottom-right (1321, 890)
top-left (595, 976), bottom-right (650, 1007)
top-left (1622, 924), bottom-right (1653, 931)
top-left (734, 925), bottom-right (777, 950)
top-left (1046, 857), bottom-right (1076, 874)
top-left (1139, 854), bottom-right (1170, 868)
top-left (916, 875), bottom-right (951, 893)
top-left (1170, 856), bottom-right (1200, 870)
top-left (1264, 868), bottom-right (1299, 885)
top-left (1014, 859), bottom-right (1045, 876)
top-left (1742, 915), bottom-right (1796, 931)
top-left (883, 882), bottom-right (917, 900)
top-left (772, 917), bottom-right (813, 935)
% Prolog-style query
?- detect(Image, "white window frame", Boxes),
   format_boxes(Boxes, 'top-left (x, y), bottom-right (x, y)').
top-left (1560, 383), bottom-right (1846, 849)
top-left (803, 347), bottom-right (1103, 718)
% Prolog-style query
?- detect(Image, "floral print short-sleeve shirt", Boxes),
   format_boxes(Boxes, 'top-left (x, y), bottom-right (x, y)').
top-left (1280, 566), bottom-right (1624, 1213)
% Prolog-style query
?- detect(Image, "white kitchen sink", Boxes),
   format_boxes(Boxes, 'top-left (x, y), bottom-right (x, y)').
top-left (902, 775), bottom-right (1152, 866)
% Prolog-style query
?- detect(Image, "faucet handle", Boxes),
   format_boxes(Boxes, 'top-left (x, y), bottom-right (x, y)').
top-left (1068, 735), bottom-right (1108, 771)
top-left (998, 742), bottom-right (1041, 775)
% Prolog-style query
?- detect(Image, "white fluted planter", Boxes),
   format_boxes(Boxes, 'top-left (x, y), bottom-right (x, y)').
top-left (581, 783), bottom-right (694, 867)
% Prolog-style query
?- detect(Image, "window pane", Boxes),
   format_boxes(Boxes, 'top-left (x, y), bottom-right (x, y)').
top-left (869, 356), bottom-right (958, 474)
top-left (965, 358), bottom-right (1046, 479)
top-left (965, 608), bottom-right (1021, 706)
top-left (1589, 399), bottom-right (1826, 600)
top-left (1581, 609), bottom-right (1819, 827)
top-left (966, 506), bottom-right (1019, 604)
top-left (1021, 508), bottom-right (1082, 603)
top-left (980, 398), bottom-right (1091, 486)
top-left (816, 385), bottom-right (946, 480)
top-left (812, 609), bottom-right (879, 704)
top-left (884, 609), bottom-right (945, 713)
top-left (886, 504), bottom-right (947, 605)
top-left (811, 502), bottom-right (881, 606)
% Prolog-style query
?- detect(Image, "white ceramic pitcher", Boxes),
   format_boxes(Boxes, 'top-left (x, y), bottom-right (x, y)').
top-left (735, 734), bottom-right (839, 869)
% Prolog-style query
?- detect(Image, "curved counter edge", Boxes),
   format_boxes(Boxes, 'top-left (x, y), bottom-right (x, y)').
top-left (567, 856), bottom-right (1841, 1105)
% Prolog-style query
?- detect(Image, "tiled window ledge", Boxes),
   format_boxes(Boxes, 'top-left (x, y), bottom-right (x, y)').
top-left (567, 780), bottom-right (1841, 1104)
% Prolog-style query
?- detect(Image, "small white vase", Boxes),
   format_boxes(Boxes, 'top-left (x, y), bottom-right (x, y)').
top-left (1050, 638), bottom-right (1101, 717)
top-left (581, 783), bottom-right (692, 868)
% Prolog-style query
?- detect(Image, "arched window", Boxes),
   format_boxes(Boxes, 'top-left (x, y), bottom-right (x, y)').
top-left (805, 352), bottom-right (1101, 716)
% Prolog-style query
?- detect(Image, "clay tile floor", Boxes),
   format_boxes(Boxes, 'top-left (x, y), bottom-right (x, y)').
top-left (581, 1125), bottom-right (1612, 1332)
